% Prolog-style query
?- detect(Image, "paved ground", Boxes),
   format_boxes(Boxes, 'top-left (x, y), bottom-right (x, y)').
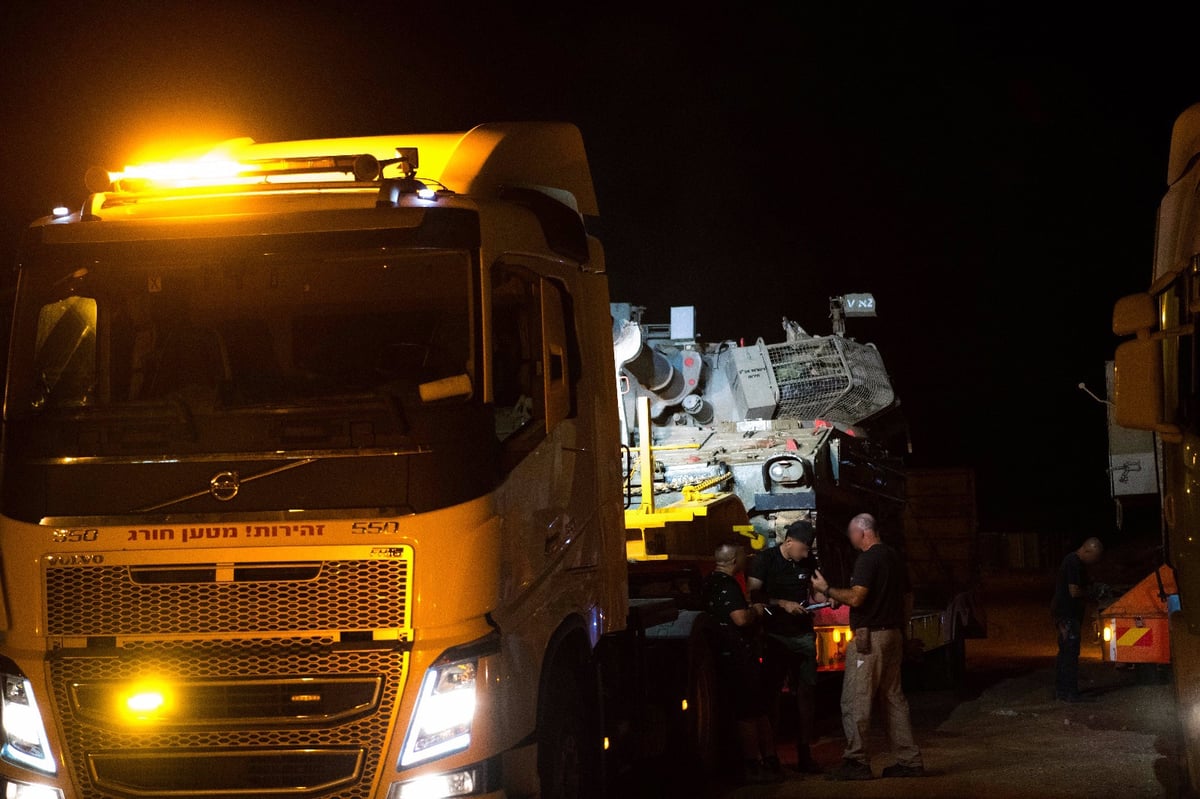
top-left (694, 570), bottom-right (1183, 799)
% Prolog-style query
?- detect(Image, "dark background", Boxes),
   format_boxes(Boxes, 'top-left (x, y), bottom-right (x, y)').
top-left (2, 3), bottom-right (1197, 539)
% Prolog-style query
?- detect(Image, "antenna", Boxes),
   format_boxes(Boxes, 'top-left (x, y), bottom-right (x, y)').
top-left (1077, 382), bottom-right (1112, 406)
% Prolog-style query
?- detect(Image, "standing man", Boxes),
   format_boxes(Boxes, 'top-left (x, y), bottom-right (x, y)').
top-left (746, 519), bottom-right (824, 774)
top-left (702, 542), bottom-right (784, 783)
top-left (1051, 537), bottom-right (1104, 702)
top-left (811, 512), bottom-right (924, 781)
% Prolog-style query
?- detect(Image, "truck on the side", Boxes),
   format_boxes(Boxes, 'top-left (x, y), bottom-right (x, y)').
top-left (0, 125), bottom-right (710, 799)
top-left (613, 303), bottom-right (983, 676)
top-left (1089, 361), bottom-right (1170, 678)
top-left (1111, 101), bottom-right (1200, 793)
top-left (900, 466), bottom-right (983, 682)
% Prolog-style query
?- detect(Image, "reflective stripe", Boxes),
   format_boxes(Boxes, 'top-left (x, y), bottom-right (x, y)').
top-left (1116, 626), bottom-right (1153, 647)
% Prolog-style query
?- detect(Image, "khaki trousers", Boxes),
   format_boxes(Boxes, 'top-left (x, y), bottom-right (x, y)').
top-left (840, 628), bottom-right (923, 768)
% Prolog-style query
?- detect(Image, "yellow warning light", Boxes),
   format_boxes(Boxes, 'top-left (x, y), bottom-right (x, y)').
top-left (832, 630), bottom-right (841, 643)
top-left (125, 690), bottom-right (165, 713)
top-left (681, 699), bottom-right (689, 712)
top-left (113, 156), bottom-right (244, 187)
top-left (603, 737), bottom-right (610, 751)
top-left (99, 146), bottom-right (386, 193)
top-left (118, 682), bottom-right (173, 723)
top-left (1103, 624), bottom-right (1113, 643)
top-left (845, 628), bottom-right (853, 641)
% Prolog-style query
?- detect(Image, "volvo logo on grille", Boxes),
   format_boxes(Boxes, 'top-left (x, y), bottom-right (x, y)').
top-left (45, 553), bottom-right (103, 566)
top-left (210, 471), bottom-right (241, 501)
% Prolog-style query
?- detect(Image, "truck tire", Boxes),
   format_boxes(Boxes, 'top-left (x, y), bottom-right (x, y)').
top-left (1134, 661), bottom-right (1166, 685)
top-left (538, 635), bottom-right (601, 799)
top-left (642, 610), bottom-right (720, 793)
top-left (679, 615), bottom-right (718, 767)
top-left (941, 636), bottom-right (967, 689)
top-left (657, 612), bottom-right (719, 781)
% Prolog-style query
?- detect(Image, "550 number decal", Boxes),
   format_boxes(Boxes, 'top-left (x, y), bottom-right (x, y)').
top-left (351, 521), bottom-right (401, 535)
top-left (51, 528), bottom-right (99, 544)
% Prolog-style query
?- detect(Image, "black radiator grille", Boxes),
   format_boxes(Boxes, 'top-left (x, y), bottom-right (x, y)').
top-left (43, 552), bottom-right (412, 797)
top-left (49, 639), bottom-right (407, 798)
top-left (46, 558), bottom-right (409, 636)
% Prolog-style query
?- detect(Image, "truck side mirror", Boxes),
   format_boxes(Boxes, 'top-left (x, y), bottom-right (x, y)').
top-left (1112, 292), bottom-right (1156, 336)
top-left (1113, 338), bottom-right (1164, 429)
top-left (1112, 292), bottom-right (1182, 442)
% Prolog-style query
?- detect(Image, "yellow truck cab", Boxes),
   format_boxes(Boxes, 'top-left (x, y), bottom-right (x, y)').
top-left (0, 124), bottom-right (671, 799)
top-left (1111, 102), bottom-right (1200, 794)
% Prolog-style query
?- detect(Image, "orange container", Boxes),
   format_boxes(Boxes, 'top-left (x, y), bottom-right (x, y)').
top-left (1099, 565), bottom-right (1176, 665)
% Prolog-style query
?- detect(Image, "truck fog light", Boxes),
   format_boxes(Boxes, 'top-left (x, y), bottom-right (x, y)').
top-left (3, 778), bottom-right (65, 799)
top-left (1, 675), bottom-right (56, 773)
top-left (399, 659), bottom-right (478, 766)
top-left (388, 767), bottom-right (477, 799)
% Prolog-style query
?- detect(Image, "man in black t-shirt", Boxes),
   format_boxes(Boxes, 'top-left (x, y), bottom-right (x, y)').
top-left (746, 519), bottom-right (825, 773)
top-left (701, 543), bottom-right (783, 784)
top-left (1051, 537), bottom-right (1104, 702)
top-left (812, 513), bottom-right (924, 781)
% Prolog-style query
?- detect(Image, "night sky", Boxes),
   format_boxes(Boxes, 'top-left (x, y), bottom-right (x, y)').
top-left (2, 3), bottom-right (1198, 537)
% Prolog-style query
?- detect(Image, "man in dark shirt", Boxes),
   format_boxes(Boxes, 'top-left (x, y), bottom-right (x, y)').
top-left (1051, 537), bottom-right (1104, 702)
top-left (812, 512), bottom-right (924, 781)
top-left (746, 519), bottom-right (825, 773)
top-left (701, 542), bottom-right (783, 784)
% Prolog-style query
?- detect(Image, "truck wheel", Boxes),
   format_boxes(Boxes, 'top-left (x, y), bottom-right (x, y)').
top-left (654, 612), bottom-right (719, 795)
top-left (538, 643), bottom-right (600, 799)
top-left (680, 619), bottom-right (718, 765)
top-left (1134, 662), bottom-right (1161, 685)
top-left (943, 636), bottom-right (967, 689)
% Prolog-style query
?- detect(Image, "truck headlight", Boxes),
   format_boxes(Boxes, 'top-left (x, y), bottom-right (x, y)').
top-left (400, 658), bottom-right (478, 767)
top-left (1, 675), bottom-right (56, 774)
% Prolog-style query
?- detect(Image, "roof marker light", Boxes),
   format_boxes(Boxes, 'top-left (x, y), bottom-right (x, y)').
top-left (376, 147), bottom-right (433, 207)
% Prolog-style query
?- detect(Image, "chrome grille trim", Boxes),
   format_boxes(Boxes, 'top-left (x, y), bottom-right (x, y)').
top-left (29, 445), bottom-right (431, 466)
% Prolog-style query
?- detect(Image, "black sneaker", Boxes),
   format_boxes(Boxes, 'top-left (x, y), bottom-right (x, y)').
top-left (792, 755), bottom-right (824, 775)
top-left (827, 758), bottom-right (873, 780)
top-left (743, 759), bottom-right (772, 784)
top-left (761, 755), bottom-right (786, 783)
top-left (881, 763), bottom-right (926, 778)
top-left (790, 744), bottom-right (823, 774)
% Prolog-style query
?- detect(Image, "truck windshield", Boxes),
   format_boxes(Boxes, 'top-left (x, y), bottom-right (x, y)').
top-left (1, 233), bottom-right (501, 520)
top-left (7, 238), bottom-right (475, 453)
